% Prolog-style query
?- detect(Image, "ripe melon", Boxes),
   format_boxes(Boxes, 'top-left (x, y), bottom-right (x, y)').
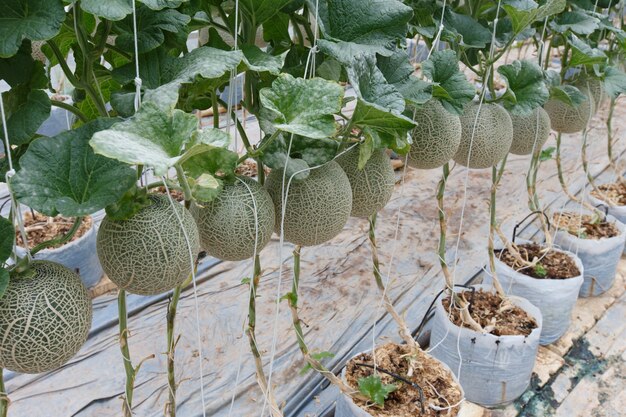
top-left (543, 88), bottom-right (594, 134)
top-left (509, 107), bottom-right (551, 156)
top-left (577, 78), bottom-right (604, 111)
top-left (408, 99), bottom-right (462, 169)
top-left (0, 261), bottom-right (92, 374)
top-left (97, 194), bottom-right (200, 295)
top-left (265, 160), bottom-right (352, 247)
top-left (191, 176), bottom-right (275, 261)
top-left (335, 147), bottom-right (395, 217)
top-left (453, 102), bottom-right (513, 169)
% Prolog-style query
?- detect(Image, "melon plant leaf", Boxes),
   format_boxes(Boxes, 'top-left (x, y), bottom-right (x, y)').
top-left (0, 89), bottom-right (51, 146)
top-left (113, 6), bottom-right (191, 54)
top-left (180, 146), bottom-right (238, 202)
top-left (549, 85), bottom-right (586, 106)
top-left (81, 0), bottom-right (133, 21)
top-left (442, 10), bottom-right (491, 49)
top-left (502, 0), bottom-right (539, 34)
top-left (0, 268), bottom-right (8, 300)
top-left (112, 47), bottom-right (172, 89)
top-left (535, 0), bottom-right (566, 21)
top-left (568, 35), bottom-right (607, 67)
top-left (11, 118), bottom-right (138, 217)
top-left (188, 174), bottom-right (222, 203)
top-left (139, 0), bottom-right (189, 10)
top-left (0, 216), bottom-right (14, 265)
top-left (90, 102), bottom-right (198, 175)
top-left (603, 66), bottom-right (626, 99)
top-left (241, 45), bottom-right (285, 75)
top-left (104, 185), bottom-right (152, 221)
top-left (347, 55), bottom-right (405, 115)
top-left (0, 41), bottom-right (48, 89)
top-left (0, 0), bottom-right (65, 58)
top-left (498, 60), bottom-right (549, 114)
top-left (358, 375), bottom-right (397, 407)
top-left (422, 50), bottom-right (476, 115)
top-left (191, 127), bottom-right (231, 149)
top-left (259, 74), bottom-right (343, 139)
top-left (239, 0), bottom-right (292, 26)
top-left (376, 50), bottom-right (432, 105)
top-left (550, 11), bottom-right (600, 35)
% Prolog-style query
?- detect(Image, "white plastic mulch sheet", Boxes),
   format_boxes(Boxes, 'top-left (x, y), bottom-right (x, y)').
top-left (429, 285), bottom-right (542, 407)
top-left (553, 211), bottom-right (626, 297)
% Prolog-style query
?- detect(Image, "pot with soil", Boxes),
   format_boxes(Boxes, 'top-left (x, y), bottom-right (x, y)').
top-left (336, 343), bottom-right (464, 417)
top-left (428, 284), bottom-right (542, 407)
top-left (488, 242), bottom-right (584, 345)
top-left (552, 210), bottom-right (626, 297)
top-left (12, 209), bottom-right (104, 288)
top-left (588, 182), bottom-right (626, 253)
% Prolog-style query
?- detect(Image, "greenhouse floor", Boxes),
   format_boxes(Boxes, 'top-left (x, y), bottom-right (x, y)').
top-left (460, 260), bottom-right (626, 417)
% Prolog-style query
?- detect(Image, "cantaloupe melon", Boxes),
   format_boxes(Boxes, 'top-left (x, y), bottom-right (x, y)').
top-left (577, 78), bottom-right (604, 111)
top-left (336, 147), bottom-right (395, 217)
top-left (97, 194), bottom-right (200, 295)
top-left (191, 176), bottom-right (275, 261)
top-left (544, 88), bottom-right (594, 134)
top-left (0, 261), bottom-right (92, 374)
top-left (265, 160), bottom-right (352, 247)
top-left (408, 99), bottom-right (462, 169)
top-left (509, 107), bottom-right (551, 156)
top-left (453, 102), bottom-right (513, 169)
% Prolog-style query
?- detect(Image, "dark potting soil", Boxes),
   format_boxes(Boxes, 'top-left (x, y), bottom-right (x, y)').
top-left (495, 243), bottom-right (580, 279)
top-left (591, 182), bottom-right (626, 206)
top-left (552, 212), bottom-right (620, 239)
top-left (442, 290), bottom-right (537, 337)
top-left (16, 212), bottom-right (93, 249)
top-left (345, 343), bottom-right (462, 417)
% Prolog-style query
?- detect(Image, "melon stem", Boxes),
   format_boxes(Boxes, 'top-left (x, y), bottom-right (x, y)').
top-left (488, 162), bottom-right (506, 298)
top-left (368, 214), bottom-right (419, 348)
top-left (30, 216), bottom-right (83, 256)
top-left (118, 290), bottom-right (136, 417)
top-left (0, 368), bottom-right (7, 417)
top-left (526, 145), bottom-right (552, 245)
top-left (288, 246), bottom-right (369, 401)
top-left (606, 98), bottom-right (625, 185)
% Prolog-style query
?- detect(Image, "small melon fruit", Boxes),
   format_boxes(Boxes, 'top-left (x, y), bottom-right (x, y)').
top-left (0, 261), bottom-right (92, 374)
top-left (265, 160), bottom-right (352, 247)
top-left (97, 194), bottom-right (200, 295)
top-left (453, 102), bottom-right (513, 169)
top-left (408, 99), bottom-right (462, 169)
top-left (336, 147), bottom-right (395, 217)
top-left (191, 176), bottom-right (275, 261)
top-left (509, 107), bottom-right (551, 156)
top-left (544, 88), bottom-right (594, 134)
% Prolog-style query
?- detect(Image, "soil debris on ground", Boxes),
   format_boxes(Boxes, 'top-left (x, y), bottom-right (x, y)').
top-left (153, 186), bottom-right (186, 202)
top-left (16, 211), bottom-right (93, 249)
top-left (443, 290), bottom-right (538, 336)
top-left (345, 343), bottom-right (462, 417)
top-left (553, 212), bottom-right (620, 239)
top-left (590, 182), bottom-right (626, 206)
top-left (496, 243), bottom-right (580, 279)
top-left (235, 159), bottom-right (271, 178)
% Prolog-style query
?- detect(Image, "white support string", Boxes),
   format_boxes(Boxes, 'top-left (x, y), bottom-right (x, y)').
top-left (131, 0), bottom-right (142, 112)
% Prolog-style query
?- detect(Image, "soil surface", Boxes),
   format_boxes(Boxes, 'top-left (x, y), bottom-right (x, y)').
top-left (345, 343), bottom-right (462, 417)
top-left (153, 186), bottom-right (185, 202)
top-left (443, 290), bottom-right (538, 336)
top-left (553, 212), bottom-right (620, 239)
top-left (16, 211), bottom-right (93, 249)
top-left (591, 182), bottom-right (626, 206)
top-left (235, 159), bottom-right (271, 178)
top-left (496, 243), bottom-right (580, 279)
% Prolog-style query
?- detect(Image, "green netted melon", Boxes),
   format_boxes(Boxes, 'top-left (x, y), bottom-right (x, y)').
top-left (191, 176), bottom-right (275, 261)
top-left (265, 160), bottom-right (352, 246)
top-left (544, 88), bottom-right (594, 134)
top-left (453, 102), bottom-right (513, 169)
top-left (577, 79), bottom-right (604, 111)
top-left (97, 194), bottom-right (200, 295)
top-left (335, 147), bottom-right (395, 217)
top-left (509, 107), bottom-right (551, 156)
top-left (408, 99), bottom-right (462, 169)
top-left (0, 261), bottom-right (92, 374)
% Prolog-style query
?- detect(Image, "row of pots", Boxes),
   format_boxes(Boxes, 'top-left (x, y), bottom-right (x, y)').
top-left (334, 207), bottom-right (626, 415)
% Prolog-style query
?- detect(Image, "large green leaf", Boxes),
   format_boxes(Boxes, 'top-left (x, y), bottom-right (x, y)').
top-left (81, 0), bottom-right (132, 21)
top-left (239, 0), bottom-right (292, 26)
top-left (259, 74), bottom-right (343, 138)
top-left (311, 0), bottom-right (413, 62)
top-left (502, 0), bottom-right (566, 34)
top-left (550, 11), bottom-right (600, 35)
top-left (90, 102), bottom-right (198, 175)
top-left (11, 119), bottom-right (137, 217)
top-left (603, 66), bottom-right (626, 99)
top-left (422, 50), bottom-right (476, 115)
top-left (498, 60), bottom-right (549, 114)
top-left (0, 216), bottom-right (13, 265)
top-left (0, 89), bottom-right (50, 146)
top-left (77, 77), bottom-right (120, 123)
top-left (0, 0), bottom-right (65, 57)
top-left (181, 146), bottom-right (239, 202)
top-left (568, 34), bottom-right (607, 66)
top-left (348, 55), bottom-right (405, 115)
top-left (443, 10), bottom-right (491, 49)
top-left (113, 6), bottom-right (190, 54)
top-left (376, 50), bottom-right (432, 105)
top-left (241, 45), bottom-right (285, 74)
top-left (0, 41), bottom-right (47, 89)
top-left (549, 85), bottom-right (586, 106)
top-left (139, 0), bottom-right (189, 10)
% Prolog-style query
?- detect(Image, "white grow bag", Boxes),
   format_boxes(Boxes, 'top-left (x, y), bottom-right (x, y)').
top-left (428, 285), bottom-right (542, 407)
top-left (588, 193), bottom-right (626, 254)
top-left (552, 211), bottom-right (626, 297)
top-left (335, 347), bottom-right (464, 416)
top-left (484, 244), bottom-right (584, 345)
